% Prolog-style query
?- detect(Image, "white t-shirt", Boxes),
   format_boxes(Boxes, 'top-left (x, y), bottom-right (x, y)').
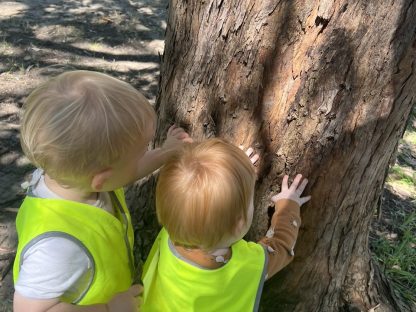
top-left (15, 169), bottom-right (113, 301)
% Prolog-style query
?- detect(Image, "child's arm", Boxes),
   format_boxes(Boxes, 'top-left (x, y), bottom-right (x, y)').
top-left (13, 284), bottom-right (142, 312)
top-left (135, 125), bottom-right (192, 180)
top-left (258, 174), bottom-right (311, 279)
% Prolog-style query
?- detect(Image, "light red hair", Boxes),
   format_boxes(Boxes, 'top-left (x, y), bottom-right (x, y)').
top-left (156, 138), bottom-right (256, 250)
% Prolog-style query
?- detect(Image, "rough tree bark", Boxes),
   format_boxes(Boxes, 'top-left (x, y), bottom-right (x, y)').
top-left (127, 1), bottom-right (416, 311)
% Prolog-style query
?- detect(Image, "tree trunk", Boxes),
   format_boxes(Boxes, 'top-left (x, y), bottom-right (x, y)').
top-left (128, 1), bottom-right (416, 311)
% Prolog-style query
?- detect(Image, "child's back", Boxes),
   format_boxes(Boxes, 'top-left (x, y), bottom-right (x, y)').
top-left (13, 70), bottom-right (191, 312)
top-left (142, 138), bottom-right (311, 311)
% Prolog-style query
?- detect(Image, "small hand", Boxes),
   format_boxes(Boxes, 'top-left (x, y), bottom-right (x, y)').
top-left (162, 125), bottom-right (193, 151)
top-left (271, 174), bottom-right (311, 206)
top-left (107, 284), bottom-right (143, 312)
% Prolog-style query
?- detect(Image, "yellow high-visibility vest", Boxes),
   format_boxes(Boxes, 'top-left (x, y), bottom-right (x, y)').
top-left (13, 189), bottom-right (134, 305)
top-left (142, 228), bottom-right (267, 312)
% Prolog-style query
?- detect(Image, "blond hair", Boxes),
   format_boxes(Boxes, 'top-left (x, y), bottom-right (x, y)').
top-left (156, 138), bottom-right (256, 250)
top-left (20, 70), bottom-right (156, 186)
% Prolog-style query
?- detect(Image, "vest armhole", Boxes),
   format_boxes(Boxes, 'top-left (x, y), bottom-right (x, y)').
top-left (19, 231), bottom-right (96, 304)
top-left (109, 191), bottom-right (135, 281)
top-left (253, 245), bottom-right (269, 312)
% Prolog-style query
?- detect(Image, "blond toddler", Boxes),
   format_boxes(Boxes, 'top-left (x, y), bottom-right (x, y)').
top-left (13, 70), bottom-right (191, 312)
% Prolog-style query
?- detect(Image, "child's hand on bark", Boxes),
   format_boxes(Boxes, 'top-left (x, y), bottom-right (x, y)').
top-left (272, 174), bottom-right (311, 207)
top-left (162, 125), bottom-right (193, 153)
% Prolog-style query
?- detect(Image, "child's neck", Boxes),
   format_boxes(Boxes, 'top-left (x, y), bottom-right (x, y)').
top-left (44, 174), bottom-right (98, 205)
top-left (174, 244), bottom-right (232, 269)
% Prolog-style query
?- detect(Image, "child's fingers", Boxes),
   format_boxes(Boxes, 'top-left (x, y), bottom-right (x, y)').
top-left (250, 154), bottom-right (259, 164)
top-left (296, 178), bottom-right (308, 195)
top-left (175, 132), bottom-right (190, 139)
top-left (281, 175), bottom-right (289, 191)
top-left (241, 146), bottom-right (259, 165)
top-left (299, 195), bottom-right (311, 205)
top-left (167, 124), bottom-right (177, 135)
top-left (245, 147), bottom-right (254, 157)
top-left (128, 284), bottom-right (144, 297)
top-left (171, 127), bottom-right (186, 136)
top-left (289, 174), bottom-right (303, 191)
top-left (182, 137), bottom-right (194, 143)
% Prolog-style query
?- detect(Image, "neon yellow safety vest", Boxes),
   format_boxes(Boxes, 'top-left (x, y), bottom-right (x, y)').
top-left (142, 228), bottom-right (268, 312)
top-left (13, 189), bottom-right (135, 305)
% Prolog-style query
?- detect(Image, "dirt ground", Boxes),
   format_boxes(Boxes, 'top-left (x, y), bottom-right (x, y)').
top-left (0, 1), bottom-right (415, 311)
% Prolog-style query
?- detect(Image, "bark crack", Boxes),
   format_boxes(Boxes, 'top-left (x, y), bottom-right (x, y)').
top-left (315, 15), bottom-right (330, 32)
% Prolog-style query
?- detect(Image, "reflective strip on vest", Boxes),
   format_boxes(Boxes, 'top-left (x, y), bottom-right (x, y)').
top-left (142, 228), bottom-right (268, 312)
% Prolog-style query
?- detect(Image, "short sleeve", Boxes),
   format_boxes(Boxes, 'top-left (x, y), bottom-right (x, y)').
top-left (15, 236), bottom-right (92, 300)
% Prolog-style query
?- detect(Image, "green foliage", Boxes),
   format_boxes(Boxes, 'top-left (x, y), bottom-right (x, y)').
top-left (388, 165), bottom-right (416, 187)
top-left (371, 104), bottom-right (416, 305)
top-left (372, 212), bottom-right (416, 303)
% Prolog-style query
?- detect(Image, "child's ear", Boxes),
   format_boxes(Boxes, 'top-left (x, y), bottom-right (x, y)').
top-left (91, 168), bottom-right (113, 191)
top-left (234, 217), bottom-right (246, 235)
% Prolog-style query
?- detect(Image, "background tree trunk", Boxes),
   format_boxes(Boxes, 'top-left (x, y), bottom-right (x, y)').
top-left (128, 1), bottom-right (416, 311)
